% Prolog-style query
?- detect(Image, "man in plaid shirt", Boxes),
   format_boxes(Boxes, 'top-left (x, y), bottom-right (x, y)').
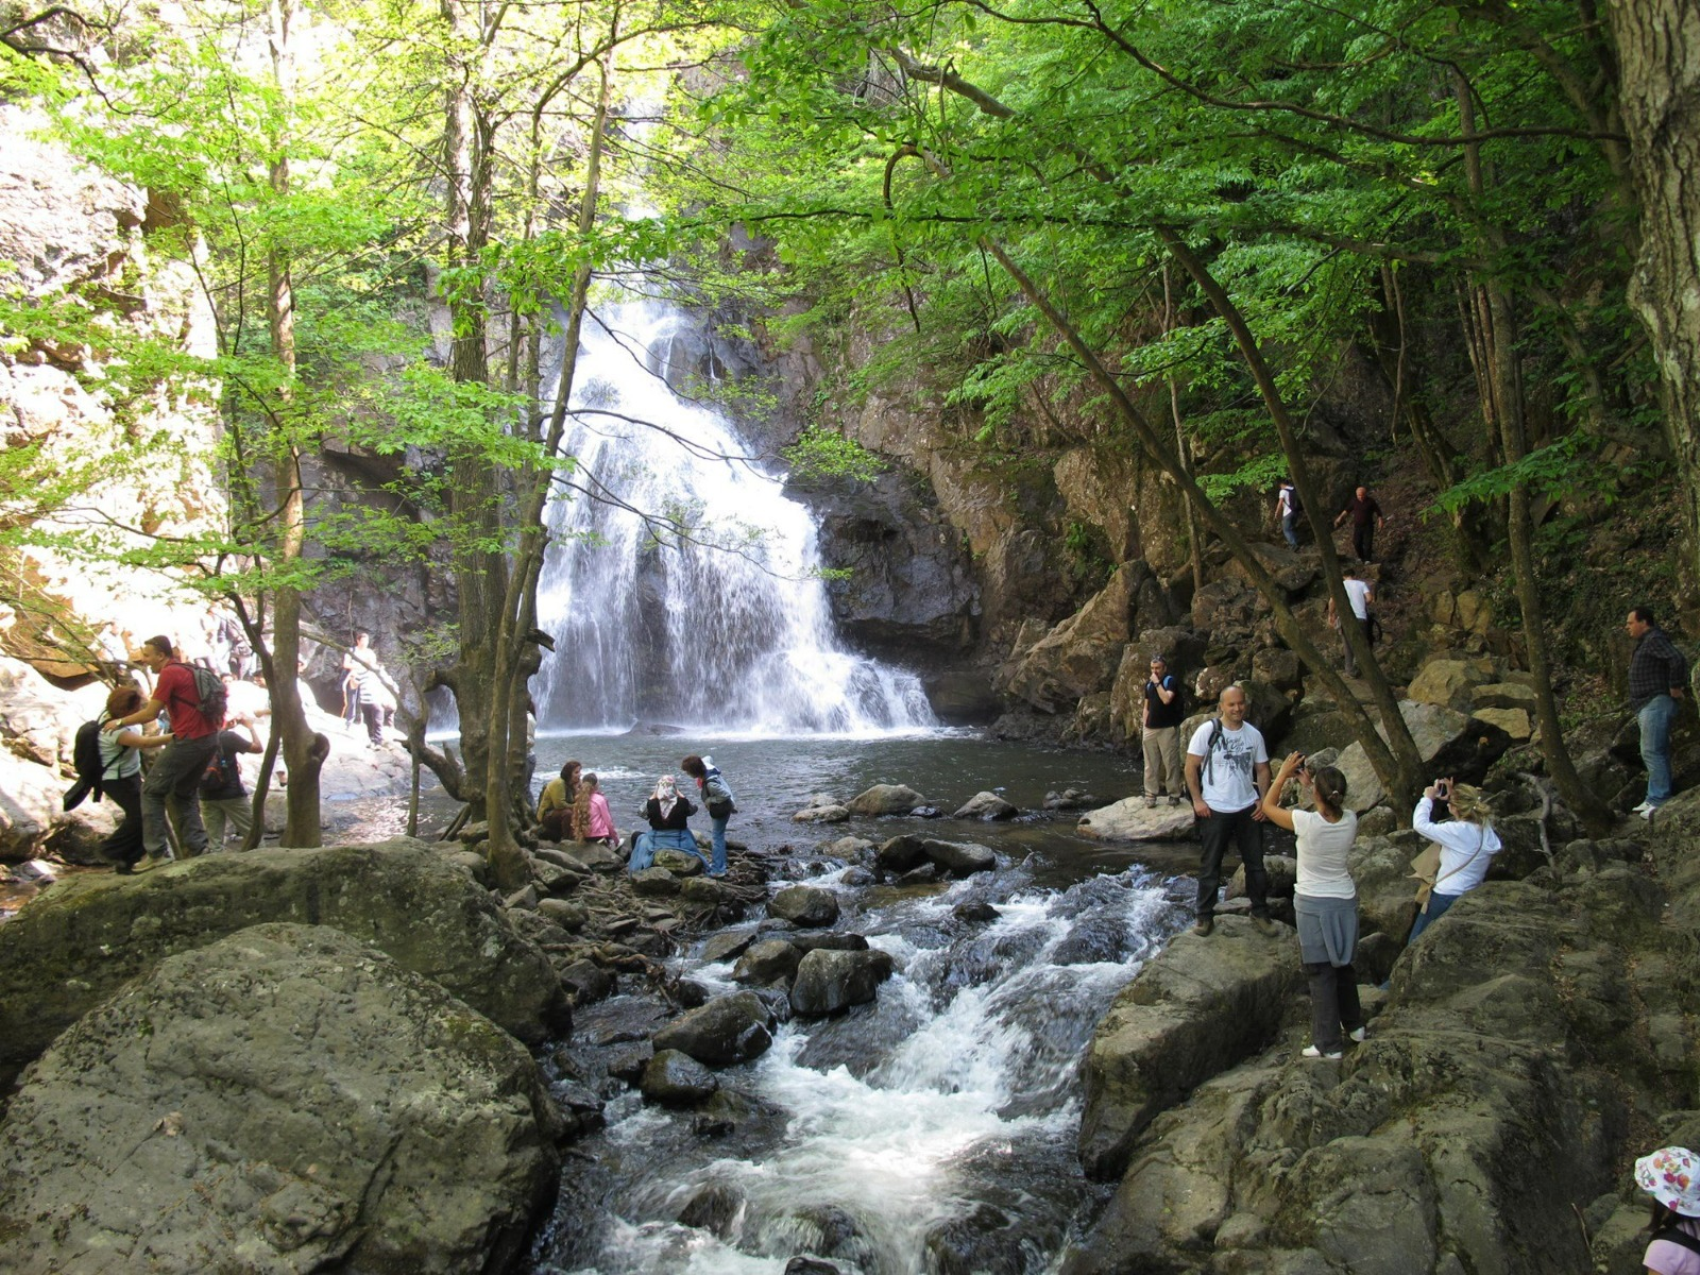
top-left (1627, 606), bottom-right (1689, 817)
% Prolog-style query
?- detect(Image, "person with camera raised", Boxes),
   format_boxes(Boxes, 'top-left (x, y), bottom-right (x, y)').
top-left (1262, 751), bottom-right (1366, 1060)
top-left (1407, 775), bottom-right (1501, 944)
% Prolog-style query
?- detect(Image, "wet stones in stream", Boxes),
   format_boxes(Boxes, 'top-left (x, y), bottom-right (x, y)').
top-left (769, 883), bottom-right (840, 927)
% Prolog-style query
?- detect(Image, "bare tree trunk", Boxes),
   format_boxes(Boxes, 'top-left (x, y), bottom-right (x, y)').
top-left (1162, 265), bottom-right (1205, 595)
top-left (1607, 0), bottom-right (1700, 607)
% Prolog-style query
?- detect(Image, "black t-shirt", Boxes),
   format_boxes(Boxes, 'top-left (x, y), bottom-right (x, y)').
top-left (204, 730), bottom-right (250, 800)
top-left (1145, 674), bottom-right (1185, 729)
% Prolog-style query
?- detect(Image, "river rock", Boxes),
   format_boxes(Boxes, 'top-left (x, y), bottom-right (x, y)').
top-left (681, 877), bottom-right (734, 906)
top-left (632, 867), bottom-right (682, 896)
top-left (876, 834), bottom-right (929, 871)
top-left (770, 883), bottom-right (841, 927)
top-left (790, 948), bottom-right (896, 1017)
top-left (953, 901), bottom-right (1001, 924)
top-left (733, 939), bottom-right (803, 986)
top-left (1076, 798), bottom-right (1196, 842)
top-left (788, 932), bottom-right (869, 953)
top-left (841, 865), bottom-right (876, 886)
top-left (794, 802), bottom-right (851, 824)
top-left (921, 838), bottom-right (998, 875)
top-left (560, 959), bottom-right (615, 1004)
top-left (651, 992), bottom-right (776, 1066)
top-left (0, 924), bottom-right (560, 1275)
top-left (951, 791), bottom-right (1019, 820)
top-left (1043, 788), bottom-right (1099, 811)
top-left (641, 1050), bottom-right (720, 1105)
top-left (538, 898), bottom-right (588, 930)
top-left (1078, 916), bottom-right (1301, 1181)
top-left (701, 931), bottom-right (757, 964)
top-left (824, 835), bottom-right (875, 859)
top-left (654, 848), bottom-right (706, 875)
top-left (846, 784), bottom-right (926, 816)
top-left (1226, 854), bottom-right (1297, 900)
top-left (0, 840), bottom-right (568, 1094)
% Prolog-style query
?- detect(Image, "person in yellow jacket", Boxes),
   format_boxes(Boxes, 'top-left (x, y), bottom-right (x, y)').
top-left (536, 759), bottom-right (580, 842)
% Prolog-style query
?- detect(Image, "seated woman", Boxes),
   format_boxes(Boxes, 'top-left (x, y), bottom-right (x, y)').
top-left (629, 775), bottom-right (700, 873)
top-left (570, 772), bottom-right (617, 847)
top-left (536, 760), bottom-right (580, 842)
top-left (1262, 751), bottom-right (1365, 1060)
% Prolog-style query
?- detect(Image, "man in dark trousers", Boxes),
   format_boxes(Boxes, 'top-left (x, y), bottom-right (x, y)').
top-left (1627, 605), bottom-right (1689, 818)
top-left (1333, 485), bottom-right (1385, 562)
top-left (104, 635), bottom-right (223, 865)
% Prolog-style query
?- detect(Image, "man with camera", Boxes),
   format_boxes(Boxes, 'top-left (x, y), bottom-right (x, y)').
top-left (1627, 606), bottom-right (1688, 818)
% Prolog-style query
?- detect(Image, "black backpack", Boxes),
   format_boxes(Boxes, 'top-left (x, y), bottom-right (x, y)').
top-left (62, 719), bottom-right (107, 811)
top-left (200, 737), bottom-right (241, 797)
top-left (189, 664), bottom-right (228, 728)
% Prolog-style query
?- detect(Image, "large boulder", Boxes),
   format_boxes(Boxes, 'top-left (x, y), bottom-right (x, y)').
top-left (1077, 798), bottom-right (1196, 843)
top-left (769, 884), bottom-right (841, 927)
top-left (845, 784), bottom-right (925, 816)
top-left (651, 992), bottom-right (776, 1067)
top-left (0, 924), bottom-right (560, 1275)
top-left (875, 834), bottom-right (930, 871)
top-left (920, 839), bottom-right (998, 875)
top-left (997, 564), bottom-right (1145, 713)
top-left (1406, 656), bottom-right (1496, 710)
top-left (789, 948), bottom-right (897, 1017)
top-left (951, 791), bottom-right (1019, 820)
top-left (1333, 701), bottom-right (1512, 811)
top-left (1078, 917), bottom-right (1301, 1181)
top-left (0, 840), bottom-right (569, 1094)
top-left (733, 939), bottom-right (803, 986)
top-left (640, 1050), bottom-right (720, 1105)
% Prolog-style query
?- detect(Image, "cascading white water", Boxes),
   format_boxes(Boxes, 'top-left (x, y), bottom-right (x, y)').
top-left (530, 867), bottom-right (1180, 1275)
top-left (533, 299), bottom-right (935, 735)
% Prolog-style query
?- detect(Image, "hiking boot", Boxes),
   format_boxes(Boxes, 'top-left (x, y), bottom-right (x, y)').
top-left (1251, 915), bottom-right (1276, 936)
top-left (1192, 917), bottom-right (1214, 937)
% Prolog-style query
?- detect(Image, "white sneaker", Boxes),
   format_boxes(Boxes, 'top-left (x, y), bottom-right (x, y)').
top-left (1639, 804), bottom-right (1659, 820)
top-left (1349, 1027), bottom-right (1368, 1043)
top-left (1301, 1045), bottom-right (1344, 1061)
top-left (1631, 800), bottom-right (1654, 816)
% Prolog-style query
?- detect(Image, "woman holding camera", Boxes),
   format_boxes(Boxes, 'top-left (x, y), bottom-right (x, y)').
top-left (1262, 752), bottom-right (1366, 1060)
top-left (1407, 776), bottom-right (1501, 943)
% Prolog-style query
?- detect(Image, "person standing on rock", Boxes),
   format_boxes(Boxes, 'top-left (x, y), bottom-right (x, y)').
top-left (1184, 685), bottom-right (1274, 937)
top-left (341, 631), bottom-right (374, 729)
top-left (104, 635), bottom-right (223, 865)
top-left (1275, 478), bottom-right (1299, 549)
top-left (536, 760), bottom-right (580, 842)
top-left (1327, 565), bottom-right (1375, 678)
top-left (1627, 605), bottom-right (1688, 818)
top-left (1262, 752), bottom-right (1366, 1059)
top-left (201, 713), bottom-right (265, 851)
top-left (96, 685), bottom-right (174, 874)
top-left (1635, 1145), bottom-right (1700, 1274)
top-left (681, 753), bottom-right (735, 877)
top-left (1333, 485), bottom-right (1385, 562)
top-left (631, 774), bottom-right (698, 872)
top-left (1405, 776), bottom-right (1501, 944)
top-left (1141, 655), bottom-right (1185, 809)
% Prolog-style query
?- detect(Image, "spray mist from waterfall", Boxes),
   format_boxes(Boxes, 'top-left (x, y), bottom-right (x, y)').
top-left (533, 298), bottom-right (935, 735)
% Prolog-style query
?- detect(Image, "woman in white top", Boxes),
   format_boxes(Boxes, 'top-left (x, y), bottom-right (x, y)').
top-left (1262, 751), bottom-right (1364, 1059)
top-left (1407, 776), bottom-right (1501, 944)
top-left (97, 685), bottom-right (173, 874)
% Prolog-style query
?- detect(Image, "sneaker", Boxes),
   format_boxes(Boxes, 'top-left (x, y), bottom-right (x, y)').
top-left (1631, 800), bottom-right (1654, 816)
top-left (141, 851), bottom-right (173, 870)
top-left (1251, 915), bottom-right (1276, 936)
top-left (1349, 1027), bottom-right (1368, 1043)
top-left (1192, 917), bottom-right (1214, 937)
top-left (1301, 1045), bottom-right (1344, 1060)
top-left (1639, 804), bottom-right (1659, 820)
top-left (1144, 796), bottom-right (1158, 809)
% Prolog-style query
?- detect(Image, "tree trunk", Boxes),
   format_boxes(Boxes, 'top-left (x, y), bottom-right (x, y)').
top-left (1607, 0), bottom-right (1700, 607)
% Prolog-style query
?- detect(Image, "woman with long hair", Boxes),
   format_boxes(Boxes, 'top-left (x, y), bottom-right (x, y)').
top-left (1407, 775), bottom-right (1501, 943)
top-left (1262, 751), bottom-right (1365, 1060)
top-left (570, 772), bottom-right (616, 846)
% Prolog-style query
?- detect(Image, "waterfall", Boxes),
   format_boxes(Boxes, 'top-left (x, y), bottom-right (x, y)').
top-left (533, 298), bottom-right (935, 735)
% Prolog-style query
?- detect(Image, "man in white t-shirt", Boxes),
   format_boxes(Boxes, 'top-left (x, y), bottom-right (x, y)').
top-left (1327, 564), bottom-right (1375, 677)
top-left (1184, 685), bottom-right (1274, 937)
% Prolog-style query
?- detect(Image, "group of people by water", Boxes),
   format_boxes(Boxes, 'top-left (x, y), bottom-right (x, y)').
top-left (535, 754), bottom-right (737, 878)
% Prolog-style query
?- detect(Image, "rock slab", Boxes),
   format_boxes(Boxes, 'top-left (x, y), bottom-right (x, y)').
top-left (0, 840), bottom-right (569, 1094)
top-left (0, 924), bottom-right (560, 1275)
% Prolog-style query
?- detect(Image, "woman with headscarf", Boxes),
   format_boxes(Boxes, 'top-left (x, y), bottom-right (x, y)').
top-left (1262, 751), bottom-right (1365, 1060)
top-left (629, 774), bottom-right (700, 873)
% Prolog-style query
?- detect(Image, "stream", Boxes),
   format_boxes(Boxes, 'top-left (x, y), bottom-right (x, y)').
top-left (524, 731), bottom-right (1194, 1275)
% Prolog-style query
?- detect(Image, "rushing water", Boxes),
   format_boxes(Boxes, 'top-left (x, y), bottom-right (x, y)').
top-left (525, 733), bottom-right (1194, 1275)
top-left (531, 300), bottom-right (934, 735)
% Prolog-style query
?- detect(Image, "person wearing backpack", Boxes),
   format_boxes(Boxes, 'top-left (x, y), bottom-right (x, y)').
top-left (1183, 685), bottom-right (1275, 937)
top-left (201, 713), bottom-right (265, 851)
top-left (681, 753), bottom-right (735, 878)
top-left (1141, 654), bottom-right (1186, 809)
top-left (103, 635), bottom-right (225, 865)
top-left (95, 685), bottom-right (174, 874)
top-left (1635, 1145), bottom-right (1700, 1273)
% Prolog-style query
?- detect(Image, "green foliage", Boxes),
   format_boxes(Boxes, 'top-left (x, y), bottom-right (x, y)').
top-left (783, 426), bottom-right (884, 483)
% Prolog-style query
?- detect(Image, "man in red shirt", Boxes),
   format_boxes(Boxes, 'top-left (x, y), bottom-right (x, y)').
top-left (103, 635), bottom-right (223, 865)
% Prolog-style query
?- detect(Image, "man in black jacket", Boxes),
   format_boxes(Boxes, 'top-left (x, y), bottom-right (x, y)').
top-left (1627, 605), bottom-right (1688, 817)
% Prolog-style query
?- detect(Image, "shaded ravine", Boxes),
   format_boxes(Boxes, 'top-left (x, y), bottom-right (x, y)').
top-left (528, 859), bottom-right (1189, 1274)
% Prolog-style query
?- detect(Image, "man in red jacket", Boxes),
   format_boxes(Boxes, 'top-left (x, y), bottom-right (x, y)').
top-left (103, 635), bottom-right (223, 866)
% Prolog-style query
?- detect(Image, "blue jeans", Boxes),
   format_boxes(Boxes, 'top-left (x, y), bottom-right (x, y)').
top-left (1406, 889), bottom-right (1460, 944)
top-left (630, 828), bottom-right (704, 873)
top-left (1282, 512), bottom-right (1298, 549)
top-left (1639, 694), bottom-right (1677, 805)
top-left (708, 816), bottom-right (729, 875)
